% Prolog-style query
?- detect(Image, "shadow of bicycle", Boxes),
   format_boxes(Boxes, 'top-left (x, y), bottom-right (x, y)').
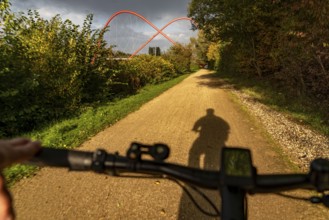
top-left (177, 108), bottom-right (230, 219)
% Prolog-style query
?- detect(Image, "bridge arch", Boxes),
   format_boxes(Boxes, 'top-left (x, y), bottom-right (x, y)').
top-left (92, 10), bottom-right (197, 63)
top-left (130, 16), bottom-right (197, 57)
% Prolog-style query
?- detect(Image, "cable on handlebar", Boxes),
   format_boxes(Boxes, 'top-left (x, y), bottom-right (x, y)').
top-left (274, 192), bottom-right (310, 202)
top-left (168, 178), bottom-right (220, 217)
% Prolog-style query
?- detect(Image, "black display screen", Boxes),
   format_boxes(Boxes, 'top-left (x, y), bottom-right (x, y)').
top-left (222, 148), bottom-right (253, 177)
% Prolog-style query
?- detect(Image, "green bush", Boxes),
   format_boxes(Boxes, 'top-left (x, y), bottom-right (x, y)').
top-left (108, 55), bottom-right (176, 94)
top-left (163, 44), bottom-right (192, 74)
top-left (0, 3), bottom-right (187, 138)
top-left (129, 55), bottom-right (176, 85)
top-left (0, 9), bottom-right (110, 136)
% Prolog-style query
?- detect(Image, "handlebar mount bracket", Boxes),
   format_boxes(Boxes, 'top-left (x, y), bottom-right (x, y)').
top-left (310, 158), bottom-right (329, 192)
top-left (126, 142), bottom-right (170, 161)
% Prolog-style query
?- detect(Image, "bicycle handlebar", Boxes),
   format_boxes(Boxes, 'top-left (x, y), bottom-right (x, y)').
top-left (29, 148), bottom-right (220, 189)
top-left (27, 147), bottom-right (322, 193)
top-left (30, 148), bottom-right (93, 170)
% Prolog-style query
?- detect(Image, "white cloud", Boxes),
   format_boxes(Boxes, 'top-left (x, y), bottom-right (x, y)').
top-left (62, 12), bottom-right (86, 26)
top-left (37, 7), bottom-right (57, 19)
top-left (10, 0), bottom-right (198, 54)
top-left (40, 8), bottom-right (85, 27)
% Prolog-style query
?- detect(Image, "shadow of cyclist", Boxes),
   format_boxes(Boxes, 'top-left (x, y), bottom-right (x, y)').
top-left (178, 108), bottom-right (230, 219)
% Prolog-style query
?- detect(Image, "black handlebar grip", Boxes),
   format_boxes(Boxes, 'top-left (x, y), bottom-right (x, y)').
top-left (28, 147), bottom-right (94, 171)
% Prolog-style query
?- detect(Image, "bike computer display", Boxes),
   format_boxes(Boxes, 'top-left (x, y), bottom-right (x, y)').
top-left (221, 147), bottom-right (255, 188)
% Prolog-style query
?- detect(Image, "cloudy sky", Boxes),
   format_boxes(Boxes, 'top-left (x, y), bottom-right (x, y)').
top-left (10, 0), bottom-right (198, 54)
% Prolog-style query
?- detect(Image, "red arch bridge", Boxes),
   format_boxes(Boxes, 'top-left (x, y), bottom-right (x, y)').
top-left (95, 10), bottom-right (197, 60)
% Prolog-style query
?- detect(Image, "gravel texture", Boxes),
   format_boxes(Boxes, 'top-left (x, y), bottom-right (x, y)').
top-left (230, 88), bottom-right (329, 171)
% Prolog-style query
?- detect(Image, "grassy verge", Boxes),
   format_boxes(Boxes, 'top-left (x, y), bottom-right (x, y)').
top-left (217, 71), bottom-right (329, 137)
top-left (4, 74), bottom-right (189, 186)
top-left (227, 91), bottom-right (301, 172)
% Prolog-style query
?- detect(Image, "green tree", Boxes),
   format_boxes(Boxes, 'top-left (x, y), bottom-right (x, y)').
top-left (163, 43), bottom-right (192, 74)
top-left (0, 8), bottom-right (110, 136)
top-left (190, 30), bottom-right (210, 68)
top-left (189, 0), bottom-right (329, 100)
top-left (206, 42), bottom-right (220, 69)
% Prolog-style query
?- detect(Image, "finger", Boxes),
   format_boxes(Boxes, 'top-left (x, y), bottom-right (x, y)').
top-left (8, 138), bottom-right (30, 146)
top-left (0, 175), bottom-right (14, 220)
top-left (10, 141), bottom-right (41, 164)
top-left (0, 141), bottom-right (42, 169)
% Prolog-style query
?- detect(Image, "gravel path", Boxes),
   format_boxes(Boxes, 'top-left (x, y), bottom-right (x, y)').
top-left (229, 86), bottom-right (329, 170)
top-left (11, 70), bottom-right (329, 219)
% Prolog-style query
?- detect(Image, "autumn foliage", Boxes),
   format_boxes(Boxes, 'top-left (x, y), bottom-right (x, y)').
top-left (189, 0), bottom-right (329, 101)
top-left (0, 2), bottom-right (188, 137)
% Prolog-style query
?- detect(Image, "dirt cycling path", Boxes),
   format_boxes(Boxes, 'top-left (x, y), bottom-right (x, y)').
top-left (12, 70), bottom-right (328, 219)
